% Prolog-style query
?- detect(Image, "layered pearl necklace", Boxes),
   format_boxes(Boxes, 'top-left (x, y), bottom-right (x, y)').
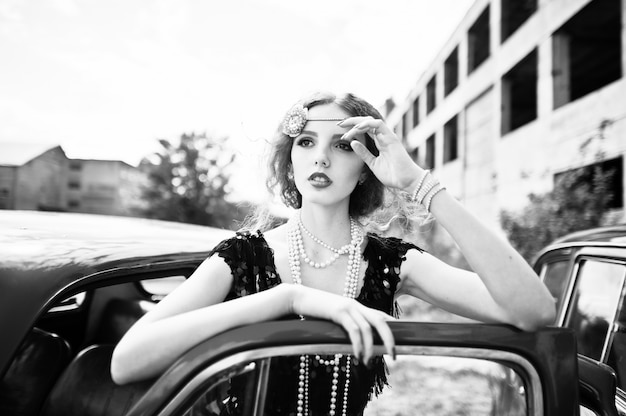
top-left (287, 215), bottom-right (364, 416)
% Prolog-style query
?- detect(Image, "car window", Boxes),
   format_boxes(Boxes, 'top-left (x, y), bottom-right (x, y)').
top-left (139, 275), bottom-right (187, 301)
top-left (179, 352), bottom-right (533, 416)
top-left (364, 355), bottom-right (526, 415)
top-left (566, 259), bottom-right (626, 361)
top-left (47, 292), bottom-right (87, 313)
top-left (182, 360), bottom-right (262, 416)
top-left (540, 260), bottom-right (570, 320)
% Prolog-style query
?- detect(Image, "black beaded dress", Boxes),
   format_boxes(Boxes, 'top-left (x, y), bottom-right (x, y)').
top-left (203, 230), bottom-right (420, 416)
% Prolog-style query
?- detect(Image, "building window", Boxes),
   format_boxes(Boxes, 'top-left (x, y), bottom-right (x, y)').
top-left (444, 46), bottom-right (459, 96)
top-left (410, 147), bottom-right (419, 165)
top-left (425, 134), bottom-right (436, 169)
top-left (468, 5), bottom-right (490, 74)
top-left (0, 188), bottom-right (8, 197)
top-left (501, 0), bottom-right (537, 43)
top-left (426, 75), bottom-right (437, 114)
top-left (412, 96), bottom-right (420, 128)
top-left (402, 112), bottom-right (410, 139)
top-left (443, 115), bottom-right (458, 163)
top-left (69, 161), bottom-right (82, 171)
top-left (501, 49), bottom-right (538, 135)
top-left (68, 200), bottom-right (80, 209)
top-left (68, 181), bottom-right (81, 190)
top-left (552, 0), bottom-right (622, 109)
top-left (554, 156), bottom-right (624, 209)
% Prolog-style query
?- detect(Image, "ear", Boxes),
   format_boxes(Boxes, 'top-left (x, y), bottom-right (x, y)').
top-left (358, 172), bottom-right (367, 185)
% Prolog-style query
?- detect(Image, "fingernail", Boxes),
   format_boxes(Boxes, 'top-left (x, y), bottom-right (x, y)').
top-left (337, 119), bottom-right (345, 126)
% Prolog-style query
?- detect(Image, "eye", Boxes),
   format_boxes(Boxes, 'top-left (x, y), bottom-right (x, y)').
top-left (296, 137), bottom-right (314, 147)
top-left (336, 140), bottom-right (353, 152)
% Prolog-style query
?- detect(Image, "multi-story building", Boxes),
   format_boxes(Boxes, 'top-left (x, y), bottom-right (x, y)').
top-left (386, 0), bottom-right (625, 230)
top-left (0, 143), bottom-right (147, 216)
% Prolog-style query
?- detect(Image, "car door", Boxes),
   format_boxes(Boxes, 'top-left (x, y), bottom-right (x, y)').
top-left (125, 320), bottom-right (612, 416)
top-left (536, 246), bottom-right (626, 415)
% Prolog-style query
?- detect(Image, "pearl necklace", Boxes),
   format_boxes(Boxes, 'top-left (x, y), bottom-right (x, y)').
top-left (287, 216), bottom-right (363, 416)
top-left (295, 216), bottom-right (358, 269)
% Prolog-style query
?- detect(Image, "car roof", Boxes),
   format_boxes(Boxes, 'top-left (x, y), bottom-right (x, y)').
top-left (549, 224), bottom-right (626, 245)
top-left (0, 210), bottom-right (233, 267)
top-left (0, 211), bottom-right (233, 321)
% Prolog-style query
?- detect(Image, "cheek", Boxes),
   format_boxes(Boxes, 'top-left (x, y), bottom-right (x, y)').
top-left (344, 159), bottom-right (366, 182)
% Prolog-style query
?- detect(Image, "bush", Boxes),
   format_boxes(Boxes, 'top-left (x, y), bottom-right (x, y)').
top-left (500, 163), bottom-right (615, 263)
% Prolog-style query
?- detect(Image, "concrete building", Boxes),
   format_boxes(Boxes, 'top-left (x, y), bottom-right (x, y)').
top-left (0, 143), bottom-right (146, 216)
top-left (385, 0), bottom-right (625, 230)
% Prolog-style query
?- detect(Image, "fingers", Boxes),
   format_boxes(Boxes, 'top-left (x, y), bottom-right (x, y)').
top-left (349, 309), bottom-right (374, 363)
top-left (339, 314), bottom-right (363, 359)
top-left (350, 140), bottom-right (376, 167)
top-left (339, 117), bottom-right (394, 143)
top-left (338, 302), bottom-right (396, 364)
top-left (368, 310), bottom-right (396, 361)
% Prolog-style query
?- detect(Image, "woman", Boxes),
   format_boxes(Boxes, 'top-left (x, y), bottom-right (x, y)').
top-left (111, 92), bottom-right (555, 415)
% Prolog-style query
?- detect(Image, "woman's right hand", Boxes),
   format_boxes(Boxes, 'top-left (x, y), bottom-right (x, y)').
top-left (288, 284), bottom-right (396, 364)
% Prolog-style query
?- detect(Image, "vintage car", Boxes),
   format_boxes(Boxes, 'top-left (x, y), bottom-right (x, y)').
top-left (0, 210), bottom-right (620, 415)
top-left (534, 224), bottom-right (626, 414)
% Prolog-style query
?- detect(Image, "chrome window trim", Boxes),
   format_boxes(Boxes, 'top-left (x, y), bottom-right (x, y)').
top-left (602, 266), bottom-right (626, 363)
top-left (157, 344), bottom-right (544, 416)
top-left (559, 260), bottom-right (581, 326)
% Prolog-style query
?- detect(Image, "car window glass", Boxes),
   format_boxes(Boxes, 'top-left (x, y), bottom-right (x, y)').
top-left (182, 360), bottom-right (261, 416)
top-left (540, 260), bottom-right (569, 320)
top-left (567, 259), bottom-right (626, 360)
top-left (365, 355), bottom-right (526, 415)
top-left (181, 354), bottom-right (528, 416)
top-left (47, 292), bottom-right (86, 313)
top-left (140, 275), bottom-right (186, 300)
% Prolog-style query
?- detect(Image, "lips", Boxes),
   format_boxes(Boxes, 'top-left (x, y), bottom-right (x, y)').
top-left (308, 172), bottom-right (332, 188)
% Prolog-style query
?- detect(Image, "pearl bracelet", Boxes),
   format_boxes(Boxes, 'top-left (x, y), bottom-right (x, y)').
top-left (425, 185), bottom-right (446, 212)
top-left (410, 170), bottom-right (430, 203)
top-left (409, 170), bottom-right (446, 212)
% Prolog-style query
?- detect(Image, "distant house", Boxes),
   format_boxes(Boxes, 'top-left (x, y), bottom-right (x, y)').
top-left (0, 143), bottom-right (147, 216)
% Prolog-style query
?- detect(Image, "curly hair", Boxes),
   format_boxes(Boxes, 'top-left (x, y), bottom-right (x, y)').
top-left (266, 92), bottom-right (385, 218)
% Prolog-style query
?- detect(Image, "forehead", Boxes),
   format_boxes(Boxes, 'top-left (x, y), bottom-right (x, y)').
top-left (307, 103), bottom-right (349, 120)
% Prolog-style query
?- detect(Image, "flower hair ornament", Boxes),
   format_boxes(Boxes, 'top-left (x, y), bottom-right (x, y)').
top-left (282, 103), bottom-right (346, 138)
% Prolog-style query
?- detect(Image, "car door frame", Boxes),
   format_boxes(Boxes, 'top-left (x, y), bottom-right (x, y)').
top-left (125, 320), bottom-right (599, 416)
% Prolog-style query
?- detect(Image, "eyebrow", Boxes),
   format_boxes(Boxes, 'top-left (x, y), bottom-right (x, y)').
top-left (300, 130), bottom-right (346, 140)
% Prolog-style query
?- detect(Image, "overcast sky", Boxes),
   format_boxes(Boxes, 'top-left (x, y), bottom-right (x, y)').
top-left (0, 0), bottom-right (474, 201)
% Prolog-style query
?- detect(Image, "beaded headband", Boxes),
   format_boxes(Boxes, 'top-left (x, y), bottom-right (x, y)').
top-left (282, 103), bottom-right (345, 138)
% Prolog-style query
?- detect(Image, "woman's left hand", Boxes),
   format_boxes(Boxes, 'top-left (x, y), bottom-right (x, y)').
top-left (340, 116), bottom-right (423, 191)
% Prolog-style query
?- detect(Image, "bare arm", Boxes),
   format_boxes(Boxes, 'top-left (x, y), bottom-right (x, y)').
top-left (111, 255), bottom-right (394, 384)
top-left (398, 190), bottom-right (555, 330)
top-left (345, 117), bottom-right (555, 330)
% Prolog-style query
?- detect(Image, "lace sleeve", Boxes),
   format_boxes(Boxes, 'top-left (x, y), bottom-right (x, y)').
top-left (209, 230), bottom-right (280, 300)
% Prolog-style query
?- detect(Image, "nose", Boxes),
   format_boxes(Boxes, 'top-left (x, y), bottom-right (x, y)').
top-left (314, 149), bottom-right (330, 168)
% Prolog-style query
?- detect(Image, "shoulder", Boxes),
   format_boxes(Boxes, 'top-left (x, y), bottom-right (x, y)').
top-left (211, 229), bottom-right (267, 251)
top-left (365, 233), bottom-right (423, 260)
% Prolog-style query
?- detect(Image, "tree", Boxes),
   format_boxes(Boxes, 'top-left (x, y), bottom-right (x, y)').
top-left (500, 163), bottom-right (616, 263)
top-left (138, 132), bottom-right (248, 229)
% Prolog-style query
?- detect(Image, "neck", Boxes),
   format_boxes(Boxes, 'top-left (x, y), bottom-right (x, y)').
top-left (298, 205), bottom-right (353, 248)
